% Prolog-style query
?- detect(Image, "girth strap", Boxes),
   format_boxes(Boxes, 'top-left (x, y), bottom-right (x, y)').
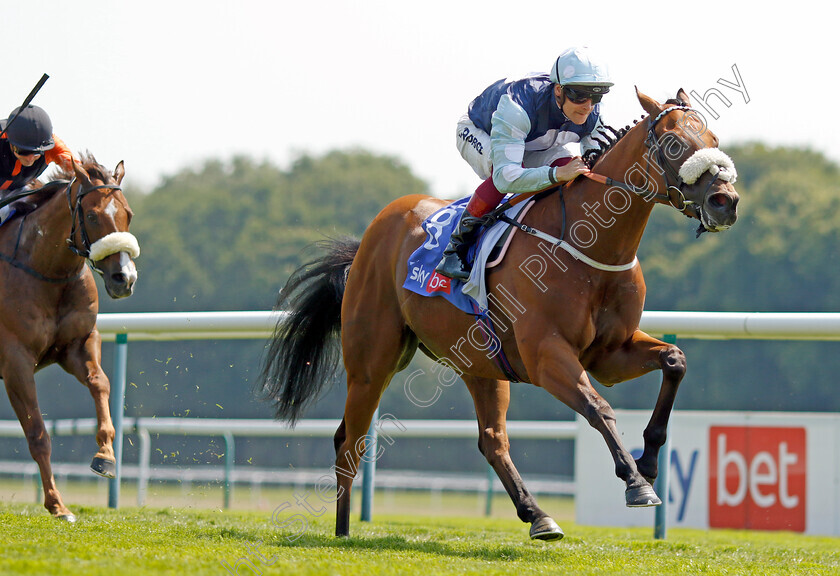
top-left (471, 304), bottom-right (526, 383)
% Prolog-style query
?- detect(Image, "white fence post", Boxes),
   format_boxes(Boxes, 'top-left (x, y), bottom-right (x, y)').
top-left (360, 408), bottom-right (379, 522)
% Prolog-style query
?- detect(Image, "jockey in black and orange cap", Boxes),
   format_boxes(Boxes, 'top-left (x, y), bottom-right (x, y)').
top-left (0, 104), bottom-right (74, 192)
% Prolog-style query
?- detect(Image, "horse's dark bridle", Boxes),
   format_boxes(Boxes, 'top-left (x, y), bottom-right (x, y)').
top-left (644, 105), bottom-right (708, 215)
top-left (601, 104), bottom-right (731, 228)
top-left (0, 177), bottom-right (124, 282)
top-left (65, 178), bottom-right (124, 268)
top-left (583, 105), bottom-right (700, 213)
top-left (486, 103), bottom-right (737, 270)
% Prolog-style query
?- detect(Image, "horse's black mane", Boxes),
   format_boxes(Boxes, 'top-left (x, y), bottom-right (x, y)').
top-left (582, 97), bottom-right (688, 169)
top-left (582, 122), bottom-right (639, 169)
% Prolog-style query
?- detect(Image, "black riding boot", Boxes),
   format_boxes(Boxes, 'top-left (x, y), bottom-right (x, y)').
top-left (434, 213), bottom-right (483, 281)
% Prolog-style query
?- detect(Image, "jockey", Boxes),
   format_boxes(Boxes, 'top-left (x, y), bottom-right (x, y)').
top-left (0, 105), bottom-right (74, 193)
top-left (435, 46), bottom-right (614, 280)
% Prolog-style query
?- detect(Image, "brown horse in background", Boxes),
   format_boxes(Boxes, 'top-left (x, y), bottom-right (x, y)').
top-left (0, 154), bottom-right (139, 521)
top-left (259, 89), bottom-right (739, 540)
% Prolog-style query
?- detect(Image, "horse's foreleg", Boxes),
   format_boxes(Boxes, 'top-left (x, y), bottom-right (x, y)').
top-left (2, 360), bottom-right (75, 520)
top-left (532, 341), bottom-right (659, 507)
top-left (60, 332), bottom-right (117, 478)
top-left (588, 330), bottom-right (686, 484)
top-left (463, 376), bottom-right (563, 541)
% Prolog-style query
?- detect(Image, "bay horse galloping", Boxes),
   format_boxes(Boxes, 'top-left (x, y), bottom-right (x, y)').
top-left (260, 89), bottom-right (739, 540)
top-left (1, 154), bottom-right (139, 521)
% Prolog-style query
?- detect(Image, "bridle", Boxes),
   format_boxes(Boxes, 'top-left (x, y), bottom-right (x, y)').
top-left (646, 105), bottom-right (697, 209)
top-left (584, 104), bottom-right (717, 216)
top-left (490, 104), bottom-right (737, 271)
top-left (65, 177), bottom-right (123, 272)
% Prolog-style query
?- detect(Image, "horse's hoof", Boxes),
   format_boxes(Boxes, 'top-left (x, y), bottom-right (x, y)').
top-left (57, 513), bottom-right (77, 523)
top-left (625, 484), bottom-right (662, 507)
top-left (90, 456), bottom-right (116, 479)
top-left (529, 517), bottom-right (564, 541)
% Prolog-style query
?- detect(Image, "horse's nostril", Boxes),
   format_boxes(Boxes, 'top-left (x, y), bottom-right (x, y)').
top-left (111, 272), bottom-right (128, 286)
top-left (709, 193), bottom-right (729, 208)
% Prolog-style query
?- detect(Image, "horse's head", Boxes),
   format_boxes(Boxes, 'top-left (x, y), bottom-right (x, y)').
top-left (69, 158), bottom-right (139, 299)
top-left (636, 88), bottom-right (740, 234)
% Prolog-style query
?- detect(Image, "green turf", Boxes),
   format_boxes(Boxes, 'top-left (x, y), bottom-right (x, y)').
top-left (1, 501), bottom-right (838, 576)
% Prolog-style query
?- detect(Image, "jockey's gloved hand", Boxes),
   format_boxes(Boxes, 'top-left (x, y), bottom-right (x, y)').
top-left (0, 205), bottom-right (15, 225)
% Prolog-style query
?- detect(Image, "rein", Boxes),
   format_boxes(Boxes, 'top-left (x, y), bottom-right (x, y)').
top-left (0, 216), bottom-right (85, 283)
top-left (0, 178), bottom-right (125, 282)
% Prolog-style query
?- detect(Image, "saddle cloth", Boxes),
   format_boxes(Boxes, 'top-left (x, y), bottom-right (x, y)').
top-left (402, 196), bottom-right (532, 314)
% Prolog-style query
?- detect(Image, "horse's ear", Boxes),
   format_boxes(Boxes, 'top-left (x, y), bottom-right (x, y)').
top-left (635, 86), bottom-right (661, 116)
top-left (114, 161), bottom-right (125, 185)
top-left (73, 160), bottom-right (92, 188)
top-left (677, 88), bottom-right (692, 106)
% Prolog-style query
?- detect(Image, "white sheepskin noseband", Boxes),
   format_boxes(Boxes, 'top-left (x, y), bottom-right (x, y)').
top-left (678, 148), bottom-right (738, 185)
top-left (88, 232), bottom-right (141, 262)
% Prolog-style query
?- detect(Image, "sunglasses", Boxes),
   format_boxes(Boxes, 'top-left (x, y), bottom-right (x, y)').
top-left (564, 87), bottom-right (604, 105)
top-left (11, 145), bottom-right (42, 157)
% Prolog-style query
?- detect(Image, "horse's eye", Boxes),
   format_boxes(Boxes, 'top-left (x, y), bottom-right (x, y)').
top-left (86, 212), bottom-right (98, 225)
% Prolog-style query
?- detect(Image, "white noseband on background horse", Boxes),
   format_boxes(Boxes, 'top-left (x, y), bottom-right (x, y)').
top-left (88, 231), bottom-right (140, 262)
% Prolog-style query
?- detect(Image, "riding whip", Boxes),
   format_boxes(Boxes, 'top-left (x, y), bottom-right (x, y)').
top-left (0, 73), bottom-right (50, 139)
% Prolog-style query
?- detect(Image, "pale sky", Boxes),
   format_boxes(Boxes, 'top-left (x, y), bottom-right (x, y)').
top-left (6, 1), bottom-right (834, 198)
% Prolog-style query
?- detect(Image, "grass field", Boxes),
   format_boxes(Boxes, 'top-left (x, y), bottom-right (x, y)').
top-left (2, 483), bottom-right (839, 576)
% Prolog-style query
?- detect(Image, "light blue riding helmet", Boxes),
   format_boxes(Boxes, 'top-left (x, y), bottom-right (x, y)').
top-left (550, 46), bottom-right (613, 94)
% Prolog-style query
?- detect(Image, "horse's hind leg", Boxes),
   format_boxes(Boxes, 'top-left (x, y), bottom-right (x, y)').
top-left (332, 417), bottom-right (350, 535)
top-left (60, 333), bottom-right (117, 478)
top-left (333, 315), bottom-right (414, 537)
top-left (2, 358), bottom-right (75, 520)
top-left (333, 372), bottom-right (395, 537)
top-left (463, 376), bottom-right (563, 541)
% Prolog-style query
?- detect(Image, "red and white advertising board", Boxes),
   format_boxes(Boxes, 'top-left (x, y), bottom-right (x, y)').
top-left (575, 410), bottom-right (840, 535)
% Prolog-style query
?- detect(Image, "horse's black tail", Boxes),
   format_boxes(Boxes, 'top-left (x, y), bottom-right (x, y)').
top-left (257, 237), bottom-right (360, 425)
